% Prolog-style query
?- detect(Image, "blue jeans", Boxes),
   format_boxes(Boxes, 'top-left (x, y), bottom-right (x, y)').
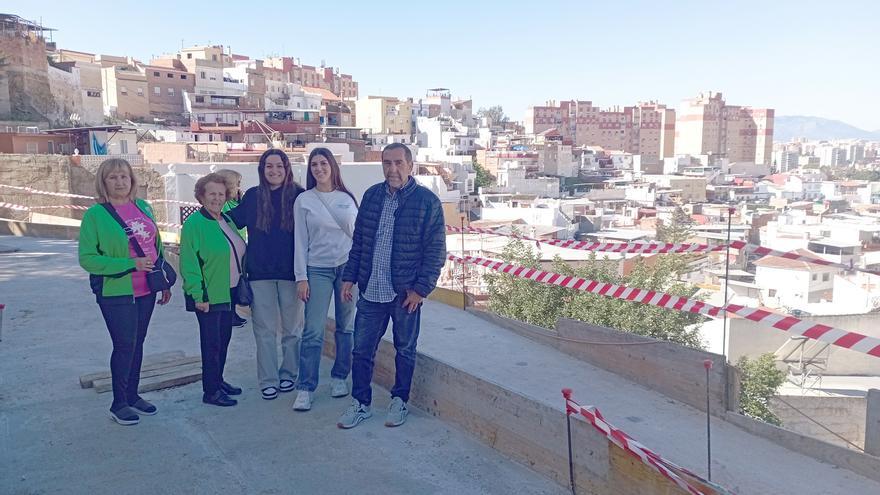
top-left (296, 265), bottom-right (355, 392)
top-left (351, 294), bottom-right (421, 406)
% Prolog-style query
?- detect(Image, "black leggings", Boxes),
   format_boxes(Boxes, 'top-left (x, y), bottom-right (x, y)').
top-left (98, 293), bottom-right (157, 411)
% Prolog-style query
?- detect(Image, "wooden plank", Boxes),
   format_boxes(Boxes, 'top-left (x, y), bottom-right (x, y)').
top-left (79, 351), bottom-right (187, 388)
top-left (135, 365), bottom-right (203, 394)
top-left (93, 361), bottom-right (202, 394)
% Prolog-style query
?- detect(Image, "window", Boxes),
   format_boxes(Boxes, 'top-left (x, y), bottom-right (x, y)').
top-left (137, 88), bottom-right (144, 97)
top-left (212, 54), bottom-right (217, 61)
top-left (180, 74), bottom-right (187, 80)
top-left (167, 73), bottom-right (174, 78)
top-left (26, 142), bottom-right (38, 154)
top-left (47, 141), bottom-right (54, 154)
top-left (768, 289), bottom-right (776, 297)
top-left (120, 86), bottom-right (128, 95)
top-left (823, 273), bottom-right (830, 282)
top-left (153, 71), bottom-right (160, 77)
top-left (119, 140), bottom-right (129, 154)
top-left (812, 273), bottom-right (817, 281)
top-left (168, 87), bottom-right (175, 96)
top-left (195, 96), bottom-right (204, 103)
top-left (154, 86), bottom-right (161, 95)
top-left (86, 90), bottom-right (101, 97)
top-left (186, 53), bottom-right (192, 59)
top-left (200, 71), bottom-right (206, 79)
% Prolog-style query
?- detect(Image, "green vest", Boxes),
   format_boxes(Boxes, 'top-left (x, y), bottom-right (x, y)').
top-left (179, 208), bottom-right (245, 309)
top-left (79, 199), bottom-right (164, 299)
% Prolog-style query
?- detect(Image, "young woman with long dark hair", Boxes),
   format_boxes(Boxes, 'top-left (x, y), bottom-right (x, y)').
top-left (227, 149), bottom-right (305, 400)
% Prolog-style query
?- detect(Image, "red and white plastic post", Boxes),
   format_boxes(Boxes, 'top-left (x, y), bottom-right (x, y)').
top-left (562, 388), bottom-right (577, 495)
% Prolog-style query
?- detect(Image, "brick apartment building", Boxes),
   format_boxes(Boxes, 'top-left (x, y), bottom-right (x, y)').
top-left (674, 91), bottom-right (774, 165)
top-left (525, 100), bottom-right (676, 166)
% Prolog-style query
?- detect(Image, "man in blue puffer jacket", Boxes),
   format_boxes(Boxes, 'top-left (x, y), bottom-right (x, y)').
top-left (337, 143), bottom-right (446, 429)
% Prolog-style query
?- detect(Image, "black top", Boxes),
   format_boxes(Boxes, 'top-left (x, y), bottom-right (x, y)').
top-left (228, 185), bottom-right (302, 281)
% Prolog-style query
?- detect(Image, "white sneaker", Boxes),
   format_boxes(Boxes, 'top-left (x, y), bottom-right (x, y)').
top-left (292, 391), bottom-right (312, 411)
top-left (337, 399), bottom-right (372, 429)
top-left (330, 378), bottom-right (349, 398)
top-left (385, 397), bottom-right (408, 427)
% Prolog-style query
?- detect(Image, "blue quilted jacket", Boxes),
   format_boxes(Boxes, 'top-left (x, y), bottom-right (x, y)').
top-left (343, 180), bottom-right (446, 298)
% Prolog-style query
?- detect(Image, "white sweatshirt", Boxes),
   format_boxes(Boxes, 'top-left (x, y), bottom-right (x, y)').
top-left (293, 189), bottom-right (358, 281)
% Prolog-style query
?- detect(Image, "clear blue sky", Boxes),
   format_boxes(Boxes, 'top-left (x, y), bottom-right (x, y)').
top-left (7, 0), bottom-right (880, 129)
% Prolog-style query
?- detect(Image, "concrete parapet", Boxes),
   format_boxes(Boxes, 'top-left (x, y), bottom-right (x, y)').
top-left (470, 310), bottom-right (732, 415)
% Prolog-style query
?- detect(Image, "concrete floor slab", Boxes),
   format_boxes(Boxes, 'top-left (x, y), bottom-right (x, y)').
top-left (0, 236), bottom-right (565, 495)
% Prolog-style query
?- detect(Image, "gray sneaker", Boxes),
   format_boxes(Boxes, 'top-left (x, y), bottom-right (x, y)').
top-left (385, 397), bottom-right (408, 427)
top-left (330, 378), bottom-right (349, 398)
top-left (337, 399), bottom-right (372, 429)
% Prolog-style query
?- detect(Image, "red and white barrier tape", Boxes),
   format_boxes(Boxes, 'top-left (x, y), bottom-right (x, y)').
top-left (563, 389), bottom-right (710, 495)
top-left (446, 226), bottom-right (880, 277)
top-left (449, 254), bottom-right (880, 358)
top-left (0, 202), bottom-right (29, 211)
top-left (0, 201), bottom-right (182, 229)
top-left (0, 184), bottom-right (201, 207)
top-left (151, 199), bottom-right (201, 206)
top-left (0, 184), bottom-right (94, 199)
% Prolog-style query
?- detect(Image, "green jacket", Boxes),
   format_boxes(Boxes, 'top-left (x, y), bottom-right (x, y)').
top-left (79, 199), bottom-right (165, 301)
top-left (180, 208), bottom-right (245, 311)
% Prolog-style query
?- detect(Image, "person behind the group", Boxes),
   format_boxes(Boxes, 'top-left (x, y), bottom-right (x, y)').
top-left (180, 173), bottom-right (246, 407)
top-left (227, 149), bottom-right (305, 400)
top-left (79, 158), bottom-right (172, 426)
top-left (215, 168), bottom-right (248, 328)
top-left (337, 143), bottom-right (446, 429)
top-left (291, 148), bottom-right (359, 411)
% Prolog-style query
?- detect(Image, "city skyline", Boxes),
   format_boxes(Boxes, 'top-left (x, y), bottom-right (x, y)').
top-left (5, 0), bottom-right (880, 130)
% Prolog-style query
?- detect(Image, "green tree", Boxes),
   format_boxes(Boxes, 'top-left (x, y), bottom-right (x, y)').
top-left (477, 105), bottom-right (507, 125)
top-left (473, 161), bottom-right (495, 189)
top-left (737, 353), bottom-right (786, 425)
top-left (656, 206), bottom-right (696, 244)
top-left (486, 237), bottom-right (705, 347)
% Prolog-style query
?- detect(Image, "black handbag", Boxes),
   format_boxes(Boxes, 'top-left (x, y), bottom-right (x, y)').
top-left (101, 203), bottom-right (177, 292)
top-left (219, 213), bottom-right (253, 306)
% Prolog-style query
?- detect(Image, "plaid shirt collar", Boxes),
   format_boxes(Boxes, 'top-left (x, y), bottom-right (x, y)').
top-left (384, 176), bottom-right (415, 197)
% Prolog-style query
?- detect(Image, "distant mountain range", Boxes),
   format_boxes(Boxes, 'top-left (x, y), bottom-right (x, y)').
top-left (774, 116), bottom-right (880, 142)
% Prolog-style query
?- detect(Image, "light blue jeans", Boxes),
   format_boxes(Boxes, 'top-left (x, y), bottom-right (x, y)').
top-left (295, 264), bottom-right (355, 392)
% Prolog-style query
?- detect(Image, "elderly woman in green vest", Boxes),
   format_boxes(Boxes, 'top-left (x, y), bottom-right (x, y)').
top-left (180, 173), bottom-right (246, 407)
top-left (79, 158), bottom-right (172, 426)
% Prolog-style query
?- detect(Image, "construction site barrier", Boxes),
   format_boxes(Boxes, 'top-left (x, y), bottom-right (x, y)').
top-left (562, 388), bottom-right (730, 495)
top-left (450, 254), bottom-right (880, 359)
top-left (446, 225), bottom-right (880, 277)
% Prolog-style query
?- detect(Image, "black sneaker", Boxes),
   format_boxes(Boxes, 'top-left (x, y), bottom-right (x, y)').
top-left (232, 314), bottom-right (247, 327)
top-left (129, 398), bottom-right (157, 416)
top-left (109, 406), bottom-right (140, 426)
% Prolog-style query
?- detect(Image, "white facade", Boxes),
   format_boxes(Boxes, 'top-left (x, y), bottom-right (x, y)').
top-left (755, 264), bottom-right (838, 309)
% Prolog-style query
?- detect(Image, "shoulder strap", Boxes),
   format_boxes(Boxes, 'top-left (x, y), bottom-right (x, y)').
top-left (101, 203), bottom-right (147, 258)
top-left (313, 190), bottom-right (354, 239)
top-left (219, 213), bottom-right (245, 274)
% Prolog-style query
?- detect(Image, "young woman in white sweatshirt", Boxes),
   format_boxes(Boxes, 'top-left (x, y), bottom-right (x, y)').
top-left (292, 148), bottom-right (359, 411)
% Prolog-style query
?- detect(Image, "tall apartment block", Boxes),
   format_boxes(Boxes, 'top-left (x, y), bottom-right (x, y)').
top-left (674, 91), bottom-right (774, 165)
top-left (525, 100), bottom-right (675, 166)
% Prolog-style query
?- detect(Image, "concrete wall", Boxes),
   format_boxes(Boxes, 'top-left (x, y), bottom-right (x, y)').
top-left (0, 154), bottom-right (167, 223)
top-left (471, 312), bottom-right (735, 415)
top-left (771, 395), bottom-right (867, 450)
top-left (728, 313), bottom-right (880, 375)
top-left (319, 321), bottom-right (720, 495)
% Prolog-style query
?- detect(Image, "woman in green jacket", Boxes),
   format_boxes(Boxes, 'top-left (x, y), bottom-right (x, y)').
top-left (79, 158), bottom-right (172, 426)
top-left (180, 173), bottom-right (246, 407)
